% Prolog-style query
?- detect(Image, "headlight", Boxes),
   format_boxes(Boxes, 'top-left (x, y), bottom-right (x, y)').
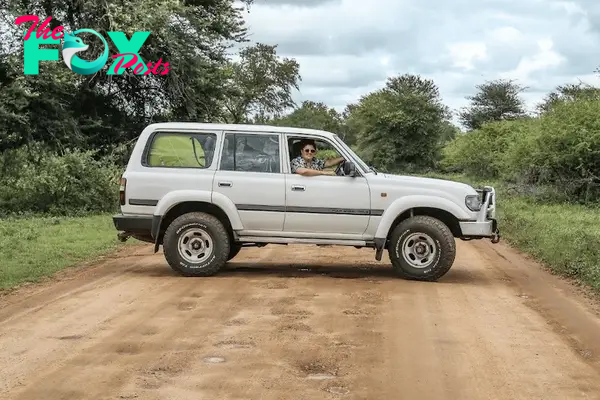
top-left (465, 194), bottom-right (482, 211)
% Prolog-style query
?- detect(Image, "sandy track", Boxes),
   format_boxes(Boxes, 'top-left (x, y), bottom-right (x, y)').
top-left (1, 241), bottom-right (600, 399)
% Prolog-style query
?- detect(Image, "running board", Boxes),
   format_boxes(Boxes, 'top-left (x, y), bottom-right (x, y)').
top-left (236, 236), bottom-right (371, 247)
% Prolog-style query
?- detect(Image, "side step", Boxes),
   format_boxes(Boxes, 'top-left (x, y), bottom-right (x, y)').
top-left (236, 236), bottom-right (371, 247)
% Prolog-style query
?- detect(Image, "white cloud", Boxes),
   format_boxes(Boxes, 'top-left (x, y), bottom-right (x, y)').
top-left (550, 1), bottom-right (586, 16)
top-left (447, 42), bottom-right (488, 71)
top-left (499, 39), bottom-right (566, 83)
top-left (487, 26), bottom-right (523, 43)
top-left (242, 0), bottom-right (600, 120)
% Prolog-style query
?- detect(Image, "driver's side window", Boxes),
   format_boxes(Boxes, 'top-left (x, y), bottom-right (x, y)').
top-left (287, 136), bottom-right (345, 175)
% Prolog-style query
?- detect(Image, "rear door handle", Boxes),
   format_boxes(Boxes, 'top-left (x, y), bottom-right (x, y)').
top-left (291, 185), bottom-right (305, 191)
top-left (218, 181), bottom-right (232, 187)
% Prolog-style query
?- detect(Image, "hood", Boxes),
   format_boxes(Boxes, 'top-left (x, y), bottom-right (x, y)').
top-left (374, 172), bottom-right (476, 191)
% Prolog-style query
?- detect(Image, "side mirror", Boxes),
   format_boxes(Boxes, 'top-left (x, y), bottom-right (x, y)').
top-left (343, 160), bottom-right (357, 177)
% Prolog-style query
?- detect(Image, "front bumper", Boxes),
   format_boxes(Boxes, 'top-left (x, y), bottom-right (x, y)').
top-left (459, 218), bottom-right (500, 243)
top-left (461, 186), bottom-right (500, 243)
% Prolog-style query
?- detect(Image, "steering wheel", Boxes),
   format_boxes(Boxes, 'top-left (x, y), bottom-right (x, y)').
top-left (335, 159), bottom-right (357, 177)
top-left (335, 160), bottom-right (347, 176)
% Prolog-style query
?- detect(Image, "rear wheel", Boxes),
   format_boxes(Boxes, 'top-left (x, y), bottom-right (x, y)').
top-left (163, 212), bottom-right (230, 277)
top-left (388, 215), bottom-right (456, 281)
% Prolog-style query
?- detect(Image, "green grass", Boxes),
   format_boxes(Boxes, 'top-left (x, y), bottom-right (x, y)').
top-left (0, 213), bottom-right (139, 290)
top-left (420, 172), bottom-right (600, 295)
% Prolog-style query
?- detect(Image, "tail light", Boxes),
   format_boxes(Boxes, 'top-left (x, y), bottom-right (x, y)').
top-left (119, 177), bottom-right (127, 205)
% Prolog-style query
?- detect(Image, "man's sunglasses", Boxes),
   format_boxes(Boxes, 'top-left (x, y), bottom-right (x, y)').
top-left (303, 148), bottom-right (316, 153)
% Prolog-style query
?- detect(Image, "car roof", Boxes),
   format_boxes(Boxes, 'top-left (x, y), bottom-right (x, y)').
top-left (145, 122), bottom-right (338, 139)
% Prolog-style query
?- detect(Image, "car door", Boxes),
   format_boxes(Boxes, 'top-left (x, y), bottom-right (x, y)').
top-left (283, 135), bottom-right (372, 237)
top-left (212, 131), bottom-right (286, 233)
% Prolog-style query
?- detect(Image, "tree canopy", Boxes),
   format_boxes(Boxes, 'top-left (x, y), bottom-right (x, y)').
top-left (1, 0), bottom-right (599, 212)
top-left (344, 74), bottom-right (451, 172)
top-left (458, 79), bottom-right (528, 131)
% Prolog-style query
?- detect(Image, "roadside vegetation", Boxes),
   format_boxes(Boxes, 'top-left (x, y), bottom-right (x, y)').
top-left (0, 214), bottom-right (138, 290)
top-left (1, 1), bottom-right (598, 293)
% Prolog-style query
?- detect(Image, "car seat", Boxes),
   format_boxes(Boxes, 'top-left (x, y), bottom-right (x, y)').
top-left (290, 139), bottom-right (303, 160)
top-left (220, 137), bottom-right (235, 170)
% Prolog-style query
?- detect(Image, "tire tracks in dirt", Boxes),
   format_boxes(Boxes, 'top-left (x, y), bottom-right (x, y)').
top-left (0, 241), bottom-right (599, 399)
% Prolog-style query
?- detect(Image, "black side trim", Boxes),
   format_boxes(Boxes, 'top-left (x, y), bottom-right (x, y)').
top-left (236, 204), bottom-right (385, 216)
top-left (113, 214), bottom-right (153, 234)
top-left (237, 204), bottom-right (286, 212)
top-left (129, 199), bottom-right (159, 206)
top-left (286, 206), bottom-right (371, 215)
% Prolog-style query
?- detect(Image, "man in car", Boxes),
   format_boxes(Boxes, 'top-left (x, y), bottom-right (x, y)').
top-left (290, 139), bottom-right (345, 176)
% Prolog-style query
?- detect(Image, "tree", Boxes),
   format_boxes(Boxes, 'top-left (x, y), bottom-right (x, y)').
top-left (221, 43), bottom-right (301, 123)
top-left (1, 0), bottom-right (255, 154)
top-left (266, 100), bottom-right (354, 142)
top-left (438, 120), bottom-right (460, 146)
top-left (458, 79), bottom-right (528, 131)
top-left (536, 81), bottom-right (600, 114)
top-left (346, 74), bottom-right (451, 172)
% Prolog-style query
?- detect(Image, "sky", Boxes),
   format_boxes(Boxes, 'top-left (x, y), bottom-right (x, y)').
top-left (239, 0), bottom-right (600, 122)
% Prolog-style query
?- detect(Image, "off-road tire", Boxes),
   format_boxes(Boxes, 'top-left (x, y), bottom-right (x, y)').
top-left (388, 215), bottom-right (456, 281)
top-left (163, 212), bottom-right (230, 277)
top-left (227, 243), bottom-right (243, 261)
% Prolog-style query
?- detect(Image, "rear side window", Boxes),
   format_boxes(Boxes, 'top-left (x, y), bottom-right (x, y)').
top-left (144, 131), bottom-right (217, 168)
top-left (219, 132), bottom-right (281, 173)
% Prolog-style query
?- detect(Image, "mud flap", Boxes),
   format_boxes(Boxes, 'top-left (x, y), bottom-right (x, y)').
top-left (152, 215), bottom-right (162, 253)
top-left (374, 238), bottom-right (385, 261)
top-left (491, 218), bottom-right (500, 244)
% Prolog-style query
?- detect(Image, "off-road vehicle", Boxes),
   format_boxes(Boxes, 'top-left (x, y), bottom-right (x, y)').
top-left (113, 123), bottom-right (500, 281)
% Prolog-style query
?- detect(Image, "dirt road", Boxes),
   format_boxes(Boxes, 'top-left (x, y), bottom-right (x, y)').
top-left (1, 240), bottom-right (600, 400)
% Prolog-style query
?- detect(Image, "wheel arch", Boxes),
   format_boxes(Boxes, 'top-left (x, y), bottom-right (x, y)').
top-left (374, 194), bottom-right (470, 242)
top-left (153, 201), bottom-right (235, 252)
top-left (386, 207), bottom-right (463, 243)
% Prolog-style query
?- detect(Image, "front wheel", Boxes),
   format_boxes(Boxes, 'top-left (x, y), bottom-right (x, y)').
top-left (388, 216), bottom-right (456, 281)
top-left (163, 212), bottom-right (230, 277)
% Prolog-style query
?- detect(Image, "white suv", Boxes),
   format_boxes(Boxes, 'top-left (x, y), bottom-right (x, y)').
top-left (113, 122), bottom-right (500, 281)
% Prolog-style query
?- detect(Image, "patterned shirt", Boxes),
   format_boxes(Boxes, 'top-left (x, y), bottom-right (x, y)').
top-left (290, 156), bottom-right (326, 173)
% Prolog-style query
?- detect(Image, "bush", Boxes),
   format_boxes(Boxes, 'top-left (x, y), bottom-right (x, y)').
top-left (440, 120), bottom-right (528, 178)
top-left (528, 100), bottom-right (600, 202)
top-left (315, 149), bottom-right (339, 160)
top-left (441, 98), bottom-right (600, 204)
top-left (0, 144), bottom-right (122, 217)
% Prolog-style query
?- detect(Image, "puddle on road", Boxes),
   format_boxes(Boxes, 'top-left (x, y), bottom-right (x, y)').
top-left (306, 373), bottom-right (336, 380)
top-left (203, 356), bottom-right (226, 364)
top-left (326, 386), bottom-right (350, 395)
top-left (215, 340), bottom-right (254, 349)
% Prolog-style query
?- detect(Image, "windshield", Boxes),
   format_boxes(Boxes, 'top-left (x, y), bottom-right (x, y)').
top-left (332, 134), bottom-right (372, 173)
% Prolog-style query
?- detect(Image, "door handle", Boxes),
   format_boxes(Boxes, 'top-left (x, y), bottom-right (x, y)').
top-left (291, 185), bottom-right (305, 191)
top-left (218, 181), bottom-right (232, 187)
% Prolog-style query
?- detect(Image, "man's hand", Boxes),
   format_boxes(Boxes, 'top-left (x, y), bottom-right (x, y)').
top-left (324, 157), bottom-right (345, 168)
